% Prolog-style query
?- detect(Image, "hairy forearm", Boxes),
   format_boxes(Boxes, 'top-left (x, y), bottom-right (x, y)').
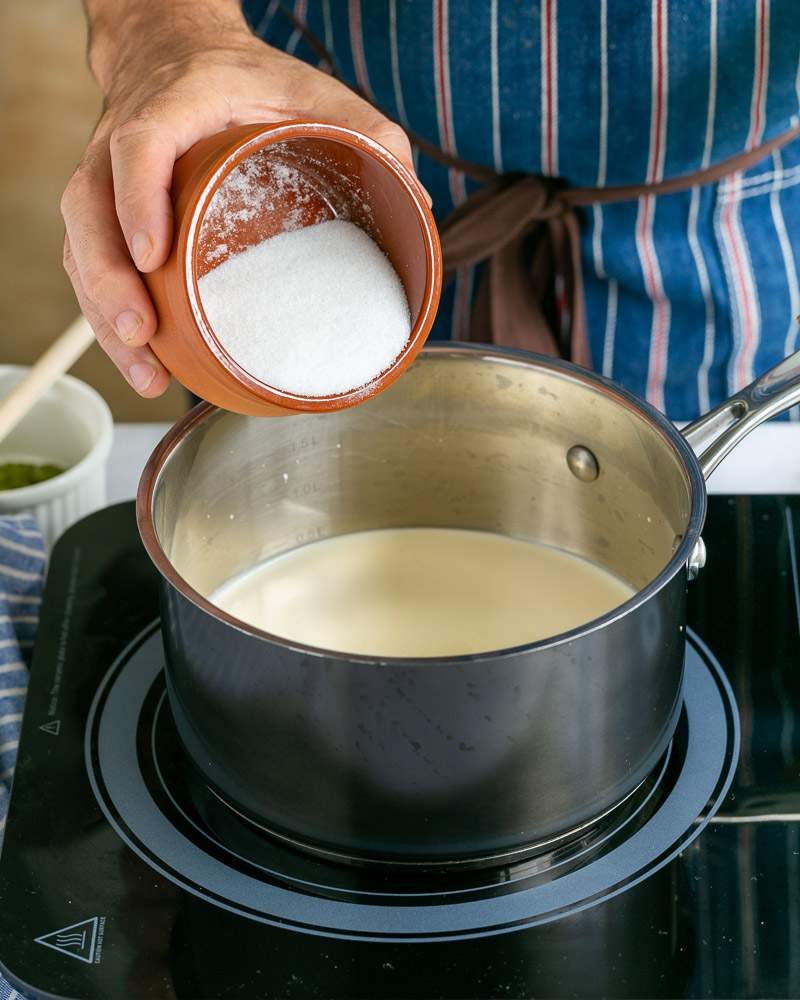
top-left (83, 0), bottom-right (249, 92)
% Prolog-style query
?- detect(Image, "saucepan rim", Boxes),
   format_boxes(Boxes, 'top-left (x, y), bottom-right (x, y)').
top-left (136, 343), bottom-right (707, 665)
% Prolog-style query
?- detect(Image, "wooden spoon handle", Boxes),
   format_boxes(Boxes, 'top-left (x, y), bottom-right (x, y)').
top-left (0, 316), bottom-right (95, 447)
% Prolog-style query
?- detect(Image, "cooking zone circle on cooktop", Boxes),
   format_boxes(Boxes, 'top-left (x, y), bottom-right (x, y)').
top-left (85, 626), bottom-right (739, 943)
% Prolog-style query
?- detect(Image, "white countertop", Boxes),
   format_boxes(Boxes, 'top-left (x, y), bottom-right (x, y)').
top-left (108, 424), bottom-right (170, 504)
top-left (108, 420), bottom-right (800, 503)
top-left (700, 423), bottom-right (800, 494)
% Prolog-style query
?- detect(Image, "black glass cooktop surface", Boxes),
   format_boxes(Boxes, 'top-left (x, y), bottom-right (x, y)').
top-left (0, 497), bottom-right (796, 999)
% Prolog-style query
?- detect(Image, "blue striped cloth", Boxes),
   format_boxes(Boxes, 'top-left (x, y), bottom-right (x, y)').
top-left (245, 0), bottom-right (800, 422)
top-left (0, 515), bottom-right (45, 1000)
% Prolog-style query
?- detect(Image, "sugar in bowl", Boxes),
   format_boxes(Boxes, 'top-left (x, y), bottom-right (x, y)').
top-left (141, 122), bottom-right (442, 416)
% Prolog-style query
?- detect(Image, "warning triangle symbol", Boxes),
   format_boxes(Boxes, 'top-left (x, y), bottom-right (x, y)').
top-left (35, 917), bottom-right (99, 964)
top-left (39, 720), bottom-right (60, 736)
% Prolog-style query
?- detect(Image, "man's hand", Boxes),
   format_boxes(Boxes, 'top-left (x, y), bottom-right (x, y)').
top-left (62, 0), bottom-right (414, 396)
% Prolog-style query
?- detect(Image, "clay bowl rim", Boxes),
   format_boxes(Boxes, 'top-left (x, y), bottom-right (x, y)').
top-left (180, 121), bottom-right (442, 413)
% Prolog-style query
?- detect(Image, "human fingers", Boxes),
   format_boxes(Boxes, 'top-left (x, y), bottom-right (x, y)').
top-left (109, 86), bottom-right (232, 272)
top-left (62, 235), bottom-right (170, 397)
top-left (61, 143), bottom-right (159, 351)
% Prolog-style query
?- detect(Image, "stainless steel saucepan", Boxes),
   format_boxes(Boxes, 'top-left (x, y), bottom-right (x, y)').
top-left (137, 343), bottom-right (800, 865)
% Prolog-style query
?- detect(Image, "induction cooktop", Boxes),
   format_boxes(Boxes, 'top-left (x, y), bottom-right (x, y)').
top-left (0, 497), bottom-right (796, 998)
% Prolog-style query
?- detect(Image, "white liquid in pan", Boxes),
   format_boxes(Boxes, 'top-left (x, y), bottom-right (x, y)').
top-left (211, 528), bottom-right (635, 658)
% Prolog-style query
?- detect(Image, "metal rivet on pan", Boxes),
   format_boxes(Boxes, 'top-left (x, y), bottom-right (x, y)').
top-left (566, 445), bottom-right (600, 482)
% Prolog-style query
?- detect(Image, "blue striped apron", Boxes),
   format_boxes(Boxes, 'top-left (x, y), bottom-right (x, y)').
top-left (244, 0), bottom-right (800, 420)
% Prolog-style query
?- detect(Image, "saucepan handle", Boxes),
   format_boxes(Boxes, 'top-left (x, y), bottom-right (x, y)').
top-left (682, 342), bottom-right (800, 478)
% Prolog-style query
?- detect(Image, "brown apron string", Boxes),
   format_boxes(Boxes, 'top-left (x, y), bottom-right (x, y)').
top-left (275, 3), bottom-right (800, 368)
top-left (567, 127), bottom-right (800, 206)
top-left (405, 121), bottom-right (800, 198)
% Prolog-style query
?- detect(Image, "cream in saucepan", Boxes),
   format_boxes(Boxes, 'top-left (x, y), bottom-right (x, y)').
top-left (210, 527), bottom-right (634, 658)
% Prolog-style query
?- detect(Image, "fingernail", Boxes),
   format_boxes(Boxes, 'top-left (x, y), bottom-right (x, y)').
top-left (131, 231), bottom-right (152, 269)
top-left (115, 309), bottom-right (142, 343)
top-left (129, 362), bottom-right (156, 393)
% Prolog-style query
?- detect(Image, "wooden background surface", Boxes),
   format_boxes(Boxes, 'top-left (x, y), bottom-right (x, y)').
top-left (0, 0), bottom-right (185, 421)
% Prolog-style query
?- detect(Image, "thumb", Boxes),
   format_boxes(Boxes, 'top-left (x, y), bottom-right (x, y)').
top-left (109, 119), bottom-right (176, 273)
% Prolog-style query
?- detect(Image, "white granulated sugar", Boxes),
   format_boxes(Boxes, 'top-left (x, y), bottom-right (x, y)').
top-left (198, 219), bottom-right (411, 396)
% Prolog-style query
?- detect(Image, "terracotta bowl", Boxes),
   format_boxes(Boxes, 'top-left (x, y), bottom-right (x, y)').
top-left (143, 122), bottom-right (442, 416)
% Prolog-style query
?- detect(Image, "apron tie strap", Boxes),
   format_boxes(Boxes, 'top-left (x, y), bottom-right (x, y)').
top-left (439, 174), bottom-right (590, 364)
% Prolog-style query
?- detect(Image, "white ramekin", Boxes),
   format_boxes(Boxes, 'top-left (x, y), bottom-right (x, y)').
top-left (0, 365), bottom-right (113, 549)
